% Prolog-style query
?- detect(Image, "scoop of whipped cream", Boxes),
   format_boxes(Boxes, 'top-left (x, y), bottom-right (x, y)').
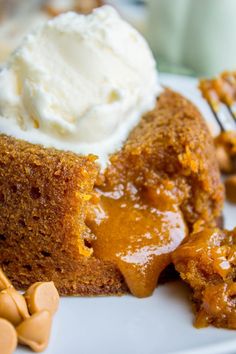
top-left (0, 6), bottom-right (161, 167)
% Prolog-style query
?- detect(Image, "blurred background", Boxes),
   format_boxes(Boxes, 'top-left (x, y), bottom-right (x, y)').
top-left (0, 0), bottom-right (235, 77)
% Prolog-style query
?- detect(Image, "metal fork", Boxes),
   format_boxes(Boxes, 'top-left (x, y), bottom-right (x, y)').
top-left (199, 72), bottom-right (236, 132)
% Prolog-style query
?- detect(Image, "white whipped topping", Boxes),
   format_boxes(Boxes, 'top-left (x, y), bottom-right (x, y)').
top-left (0, 6), bottom-right (161, 167)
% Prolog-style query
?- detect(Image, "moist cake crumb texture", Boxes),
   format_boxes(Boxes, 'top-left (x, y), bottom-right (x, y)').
top-left (0, 135), bottom-right (127, 295)
top-left (0, 90), bottom-right (224, 297)
top-left (102, 89), bottom-right (223, 228)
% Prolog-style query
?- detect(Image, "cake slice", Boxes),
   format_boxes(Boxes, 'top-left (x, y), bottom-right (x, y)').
top-left (0, 134), bottom-right (128, 295)
top-left (0, 90), bottom-right (224, 297)
top-left (0, 6), bottom-right (224, 299)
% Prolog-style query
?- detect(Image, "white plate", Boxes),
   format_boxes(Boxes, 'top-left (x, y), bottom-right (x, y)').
top-left (16, 74), bottom-right (236, 354)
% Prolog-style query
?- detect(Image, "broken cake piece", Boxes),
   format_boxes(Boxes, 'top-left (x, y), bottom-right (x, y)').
top-left (172, 227), bottom-right (236, 329)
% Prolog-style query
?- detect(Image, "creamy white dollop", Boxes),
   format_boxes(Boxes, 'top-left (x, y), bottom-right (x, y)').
top-left (0, 6), bottom-right (161, 167)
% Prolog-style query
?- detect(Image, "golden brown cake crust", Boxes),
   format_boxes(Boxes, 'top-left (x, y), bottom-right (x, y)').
top-left (103, 89), bottom-right (224, 228)
top-left (0, 89), bottom-right (224, 296)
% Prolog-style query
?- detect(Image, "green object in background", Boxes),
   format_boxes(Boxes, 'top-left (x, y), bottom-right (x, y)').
top-left (146, 0), bottom-right (236, 77)
top-left (157, 57), bottom-right (195, 76)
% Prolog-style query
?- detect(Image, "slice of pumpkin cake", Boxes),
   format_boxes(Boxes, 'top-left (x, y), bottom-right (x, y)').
top-left (0, 7), bottom-right (224, 298)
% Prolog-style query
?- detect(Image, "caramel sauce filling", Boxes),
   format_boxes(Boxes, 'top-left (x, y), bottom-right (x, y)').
top-left (87, 184), bottom-right (187, 298)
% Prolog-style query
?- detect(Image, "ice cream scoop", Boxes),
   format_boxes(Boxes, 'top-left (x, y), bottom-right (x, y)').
top-left (0, 6), bottom-right (161, 167)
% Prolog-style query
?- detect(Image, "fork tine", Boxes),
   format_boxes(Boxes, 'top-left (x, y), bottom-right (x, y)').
top-left (208, 104), bottom-right (225, 132)
top-left (226, 104), bottom-right (236, 121)
top-left (199, 79), bottom-right (225, 132)
top-left (209, 102), bottom-right (236, 132)
top-left (198, 75), bottom-right (236, 132)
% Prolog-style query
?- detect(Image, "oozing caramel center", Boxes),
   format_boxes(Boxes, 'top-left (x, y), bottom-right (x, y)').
top-left (87, 184), bottom-right (187, 297)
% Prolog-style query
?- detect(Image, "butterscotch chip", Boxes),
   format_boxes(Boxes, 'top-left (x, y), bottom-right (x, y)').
top-left (225, 175), bottom-right (236, 203)
top-left (16, 310), bottom-right (52, 353)
top-left (0, 287), bottom-right (29, 326)
top-left (25, 281), bottom-right (59, 315)
top-left (0, 268), bottom-right (12, 291)
top-left (0, 318), bottom-right (17, 354)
